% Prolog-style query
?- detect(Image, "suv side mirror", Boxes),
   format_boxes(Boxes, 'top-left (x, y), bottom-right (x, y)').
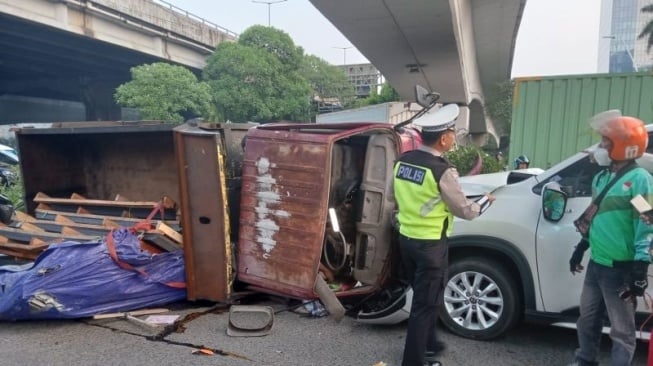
top-left (542, 183), bottom-right (567, 222)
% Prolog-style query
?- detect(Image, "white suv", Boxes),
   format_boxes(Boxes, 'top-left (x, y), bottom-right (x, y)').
top-left (359, 128), bottom-right (653, 341)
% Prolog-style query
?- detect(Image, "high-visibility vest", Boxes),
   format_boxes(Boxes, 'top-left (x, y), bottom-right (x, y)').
top-left (393, 150), bottom-right (452, 240)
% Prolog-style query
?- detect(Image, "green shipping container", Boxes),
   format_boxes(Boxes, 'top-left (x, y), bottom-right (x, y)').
top-left (509, 72), bottom-right (653, 169)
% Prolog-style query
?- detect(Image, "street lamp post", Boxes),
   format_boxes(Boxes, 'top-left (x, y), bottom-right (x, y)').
top-left (333, 46), bottom-right (352, 66)
top-left (603, 35), bottom-right (639, 72)
top-left (252, 0), bottom-right (287, 27)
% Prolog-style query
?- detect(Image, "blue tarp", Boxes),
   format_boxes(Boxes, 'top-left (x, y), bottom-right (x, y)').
top-left (0, 229), bottom-right (186, 320)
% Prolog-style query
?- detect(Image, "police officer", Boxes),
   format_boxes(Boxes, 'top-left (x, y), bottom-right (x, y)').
top-left (394, 104), bottom-right (495, 366)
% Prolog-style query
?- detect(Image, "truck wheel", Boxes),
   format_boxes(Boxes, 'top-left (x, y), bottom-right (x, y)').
top-left (439, 257), bottom-right (521, 340)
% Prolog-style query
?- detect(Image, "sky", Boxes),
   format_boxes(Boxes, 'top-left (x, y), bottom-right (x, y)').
top-left (162, 0), bottom-right (602, 78)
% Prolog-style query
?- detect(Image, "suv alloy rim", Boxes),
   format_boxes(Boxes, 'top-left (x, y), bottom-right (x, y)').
top-left (443, 270), bottom-right (504, 330)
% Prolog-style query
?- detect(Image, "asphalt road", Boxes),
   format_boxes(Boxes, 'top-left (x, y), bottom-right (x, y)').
top-left (0, 300), bottom-right (648, 366)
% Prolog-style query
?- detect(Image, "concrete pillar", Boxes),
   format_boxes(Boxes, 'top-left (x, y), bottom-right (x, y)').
top-left (80, 79), bottom-right (123, 121)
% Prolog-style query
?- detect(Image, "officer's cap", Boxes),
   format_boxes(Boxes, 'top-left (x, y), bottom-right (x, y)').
top-left (413, 104), bottom-right (460, 133)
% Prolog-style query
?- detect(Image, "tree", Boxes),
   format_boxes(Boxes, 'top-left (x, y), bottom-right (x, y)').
top-left (300, 54), bottom-right (355, 117)
top-left (378, 82), bottom-right (401, 102)
top-left (638, 3), bottom-right (653, 52)
top-left (353, 82), bottom-right (400, 108)
top-left (203, 27), bottom-right (311, 123)
top-left (114, 62), bottom-right (214, 123)
top-left (239, 25), bottom-right (304, 71)
top-left (484, 80), bottom-right (514, 137)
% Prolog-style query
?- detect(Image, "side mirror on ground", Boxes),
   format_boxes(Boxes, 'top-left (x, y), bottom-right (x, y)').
top-left (542, 182), bottom-right (567, 222)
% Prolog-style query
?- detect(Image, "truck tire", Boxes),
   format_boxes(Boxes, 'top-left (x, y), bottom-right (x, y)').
top-left (439, 257), bottom-right (521, 340)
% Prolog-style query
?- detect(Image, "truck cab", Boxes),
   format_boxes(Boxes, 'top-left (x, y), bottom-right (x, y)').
top-left (236, 122), bottom-right (420, 307)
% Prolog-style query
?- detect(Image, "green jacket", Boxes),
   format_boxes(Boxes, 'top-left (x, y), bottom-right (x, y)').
top-left (589, 165), bottom-right (653, 266)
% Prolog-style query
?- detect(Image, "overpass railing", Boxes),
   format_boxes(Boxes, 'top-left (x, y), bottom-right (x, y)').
top-left (151, 0), bottom-right (239, 39)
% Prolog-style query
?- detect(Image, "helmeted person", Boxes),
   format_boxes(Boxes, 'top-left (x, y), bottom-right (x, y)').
top-left (514, 155), bottom-right (530, 169)
top-left (567, 110), bottom-right (653, 366)
top-left (394, 104), bottom-right (495, 366)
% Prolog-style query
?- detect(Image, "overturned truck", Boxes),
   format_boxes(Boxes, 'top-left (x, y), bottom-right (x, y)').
top-left (10, 118), bottom-right (423, 324)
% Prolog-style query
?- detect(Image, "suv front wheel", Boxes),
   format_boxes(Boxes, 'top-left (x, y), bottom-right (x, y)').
top-left (439, 257), bottom-right (521, 340)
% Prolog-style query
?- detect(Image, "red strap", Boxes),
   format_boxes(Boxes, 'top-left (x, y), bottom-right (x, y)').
top-left (105, 229), bottom-right (186, 289)
top-left (106, 201), bottom-right (187, 289)
top-left (129, 202), bottom-right (165, 234)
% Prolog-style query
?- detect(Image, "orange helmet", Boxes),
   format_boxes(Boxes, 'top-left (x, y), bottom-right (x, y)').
top-left (590, 112), bottom-right (648, 161)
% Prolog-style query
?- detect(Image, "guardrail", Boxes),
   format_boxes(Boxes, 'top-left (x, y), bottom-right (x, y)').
top-left (151, 0), bottom-right (239, 38)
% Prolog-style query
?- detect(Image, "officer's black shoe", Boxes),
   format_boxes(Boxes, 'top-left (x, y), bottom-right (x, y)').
top-left (423, 361), bottom-right (442, 366)
top-left (434, 340), bottom-right (447, 353)
top-left (425, 340), bottom-right (447, 360)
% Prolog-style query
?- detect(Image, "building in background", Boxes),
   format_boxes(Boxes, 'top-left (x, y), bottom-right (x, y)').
top-left (343, 63), bottom-right (382, 98)
top-left (598, 0), bottom-right (653, 73)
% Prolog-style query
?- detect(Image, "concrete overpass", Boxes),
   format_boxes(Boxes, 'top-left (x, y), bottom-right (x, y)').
top-left (309, 0), bottom-right (526, 143)
top-left (0, 0), bottom-right (236, 122)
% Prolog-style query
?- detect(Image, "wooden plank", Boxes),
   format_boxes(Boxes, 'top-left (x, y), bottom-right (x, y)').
top-left (14, 211), bottom-right (36, 223)
top-left (155, 222), bottom-right (183, 246)
top-left (34, 209), bottom-right (181, 231)
top-left (0, 248), bottom-right (37, 260)
top-left (21, 220), bottom-right (111, 237)
top-left (30, 237), bottom-right (47, 247)
top-left (162, 196), bottom-right (177, 209)
top-left (61, 226), bottom-right (84, 236)
top-left (0, 241), bottom-right (49, 252)
top-left (36, 203), bottom-right (52, 211)
top-left (114, 194), bottom-right (129, 202)
top-left (0, 226), bottom-right (97, 243)
top-left (17, 222), bottom-right (45, 233)
top-left (34, 192), bottom-right (176, 209)
top-left (54, 214), bottom-right (75, 224)
top-left (139, 240), bottom-right (165, 254)
top-left (141, 232), bottom-right (181, 252)
top-left (92, 308), bottom-right (169, 320)
top-left (58, 205), bottom-right (177, 220)
top-left (102, 219), bottom-right (122, 229)
top-left (39, 202), bottom-right (177, 220)
top-left (70, 193), bottom-right (86, 200)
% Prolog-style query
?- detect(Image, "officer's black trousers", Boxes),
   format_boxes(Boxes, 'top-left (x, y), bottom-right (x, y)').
top-left (399, 234), bottom-right (448, 366)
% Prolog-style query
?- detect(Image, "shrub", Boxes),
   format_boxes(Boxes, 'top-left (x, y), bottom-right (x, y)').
top-left (446, 146), bottom-right (504, 176)
top-left (0, 165), bottom-right (24, 212)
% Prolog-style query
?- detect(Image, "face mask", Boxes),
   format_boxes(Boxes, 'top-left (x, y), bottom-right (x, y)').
top-left (592, 147), bottom-right (612, 166)
top-left (636, 153), bottom-right (653, 173)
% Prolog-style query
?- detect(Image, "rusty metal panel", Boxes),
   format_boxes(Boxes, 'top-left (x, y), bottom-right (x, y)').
top-left (195, 122), bottom-right (257, 242)
top-left (174, 124), bottom-right (232, 302)
top-left (14, 122), bottom-right (179, 214)
top-left (237, 128), bottom-right (331, 299)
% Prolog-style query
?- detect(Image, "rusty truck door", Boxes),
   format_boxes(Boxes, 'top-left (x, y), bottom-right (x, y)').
top-left (237, 128), bottom-right (330, 299)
